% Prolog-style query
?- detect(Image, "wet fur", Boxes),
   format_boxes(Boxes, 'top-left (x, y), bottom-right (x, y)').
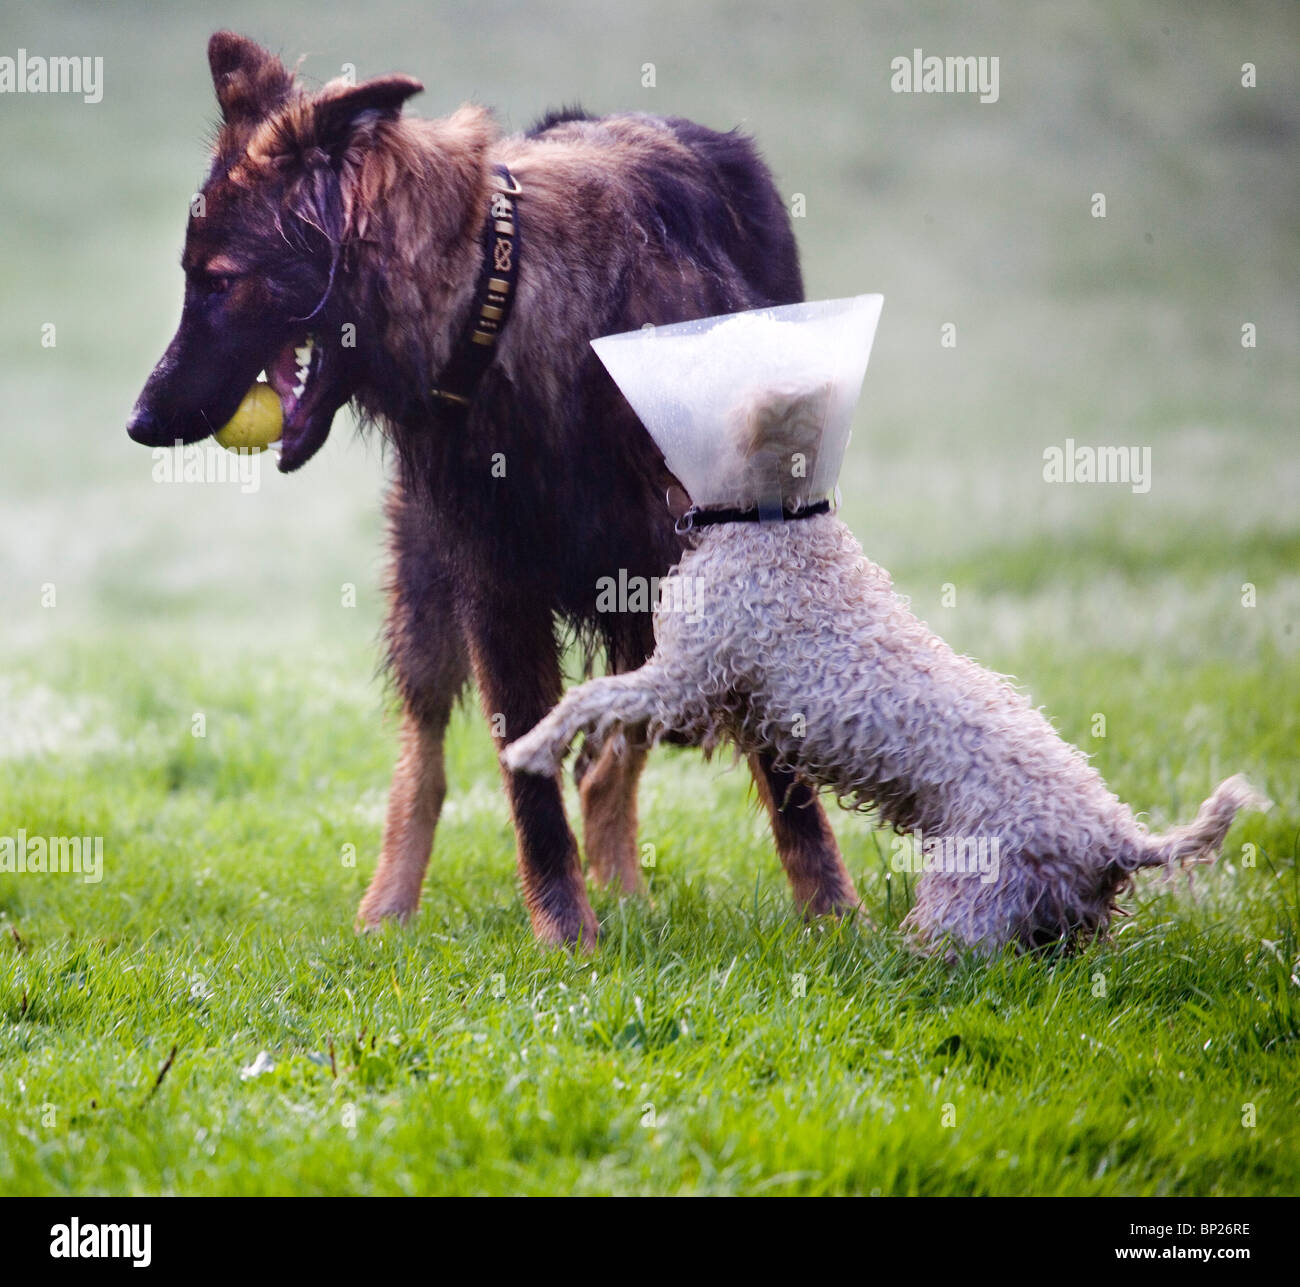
top-left (131, 34), bottom-right (859, 945)
top-left (505, 393), bottom-right (1267, 953)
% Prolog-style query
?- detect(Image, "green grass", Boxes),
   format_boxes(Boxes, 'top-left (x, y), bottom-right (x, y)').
top-left (0, 616), bottom-right (1296, 1195)
top-left (1, 0), bottom-right (1298, 1194)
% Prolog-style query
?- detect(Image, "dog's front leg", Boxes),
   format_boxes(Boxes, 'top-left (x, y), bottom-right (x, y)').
top-left (468, 609), bottom-right (600, 949)
top-left (359, 500), bottom-right (469, 928)
top-left (503, 669), bottom-right (668, 778)
top-left (358, 707), bottom-right (456, 927)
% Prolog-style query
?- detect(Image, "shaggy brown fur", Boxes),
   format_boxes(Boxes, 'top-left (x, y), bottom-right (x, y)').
top-left (127, 32), bottom-right (859, 945)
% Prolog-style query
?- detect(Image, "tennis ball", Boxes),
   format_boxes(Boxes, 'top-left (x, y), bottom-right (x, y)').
top-left (214, 383), bottom-right (283, 452)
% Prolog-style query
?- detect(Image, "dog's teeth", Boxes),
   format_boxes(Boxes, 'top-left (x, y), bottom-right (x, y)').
top-left (294, 345), bottom-right (312, 366)
top-left (292, 382), bottom-right (306, 398)
top-left (295, 364), bottom-right (310, 383)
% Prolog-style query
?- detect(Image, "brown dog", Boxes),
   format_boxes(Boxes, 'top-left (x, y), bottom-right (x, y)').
top-left (127, 32), bottom-right (859, 945)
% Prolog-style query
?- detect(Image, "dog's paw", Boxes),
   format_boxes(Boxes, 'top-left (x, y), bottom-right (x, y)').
top-left (354, 894), bottom-right (418, 931)
top-left (531, 901), bottom-right (601, 953)
top-left (501, 733), bottom-right (561, 777)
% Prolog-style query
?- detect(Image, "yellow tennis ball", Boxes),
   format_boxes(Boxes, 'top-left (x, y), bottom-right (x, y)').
top-left (214, 383), bottom-right (283, 452)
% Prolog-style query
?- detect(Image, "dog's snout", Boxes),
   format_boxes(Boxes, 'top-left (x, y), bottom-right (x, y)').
top-left (126, 402), bottom-right (174, 446)
top-left (127, 402), bottom-right (155, 442)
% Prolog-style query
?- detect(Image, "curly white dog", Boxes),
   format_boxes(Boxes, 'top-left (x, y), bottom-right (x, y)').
top-left (504, 387), bottom-right (1264, 954)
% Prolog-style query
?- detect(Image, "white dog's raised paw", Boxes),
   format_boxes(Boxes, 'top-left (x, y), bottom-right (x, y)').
top-left (501, 736), bottom-right (560, 777)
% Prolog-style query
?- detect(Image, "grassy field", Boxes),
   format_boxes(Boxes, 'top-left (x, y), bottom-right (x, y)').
top-left (1, 0), bottom-right (1298, 1194)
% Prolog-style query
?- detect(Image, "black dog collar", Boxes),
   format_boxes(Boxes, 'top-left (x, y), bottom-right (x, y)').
top-left (675, 497), bottom-right (832, 534)
top-left (430, 163), bottom-right (522, 415)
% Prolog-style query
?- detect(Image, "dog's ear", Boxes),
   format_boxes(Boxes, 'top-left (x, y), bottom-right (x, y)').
top-left (208, 31), bottom-right (294, 125)
top-left (311, 76), bottom-right (424, 156)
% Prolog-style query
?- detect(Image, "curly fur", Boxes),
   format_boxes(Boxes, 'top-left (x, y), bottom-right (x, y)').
top-left (504, 396), bottom-right (1265, 953)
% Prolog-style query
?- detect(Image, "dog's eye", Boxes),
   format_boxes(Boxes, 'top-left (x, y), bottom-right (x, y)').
top-left (189, 269), bottom-right (237, 298)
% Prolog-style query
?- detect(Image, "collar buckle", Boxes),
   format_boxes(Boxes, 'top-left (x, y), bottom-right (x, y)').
top-left (492, 168), bottom-right (523, 197)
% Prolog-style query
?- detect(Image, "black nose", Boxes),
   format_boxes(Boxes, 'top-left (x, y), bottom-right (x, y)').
top-left (127, 404), bottom-right (164, 445)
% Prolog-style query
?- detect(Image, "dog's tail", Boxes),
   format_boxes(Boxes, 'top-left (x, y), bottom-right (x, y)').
top-left (1134, 774), bottom-right (1269, 871)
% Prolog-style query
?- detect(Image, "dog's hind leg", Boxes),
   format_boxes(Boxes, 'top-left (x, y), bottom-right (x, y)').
top-left (578, 740), bottom-right (648, 894)
top-left (751, 754), bottom-right (862, 921)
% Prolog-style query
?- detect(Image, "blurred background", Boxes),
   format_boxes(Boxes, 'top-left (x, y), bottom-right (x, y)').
top-left (1, 0), bottom-right (1296, 794)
